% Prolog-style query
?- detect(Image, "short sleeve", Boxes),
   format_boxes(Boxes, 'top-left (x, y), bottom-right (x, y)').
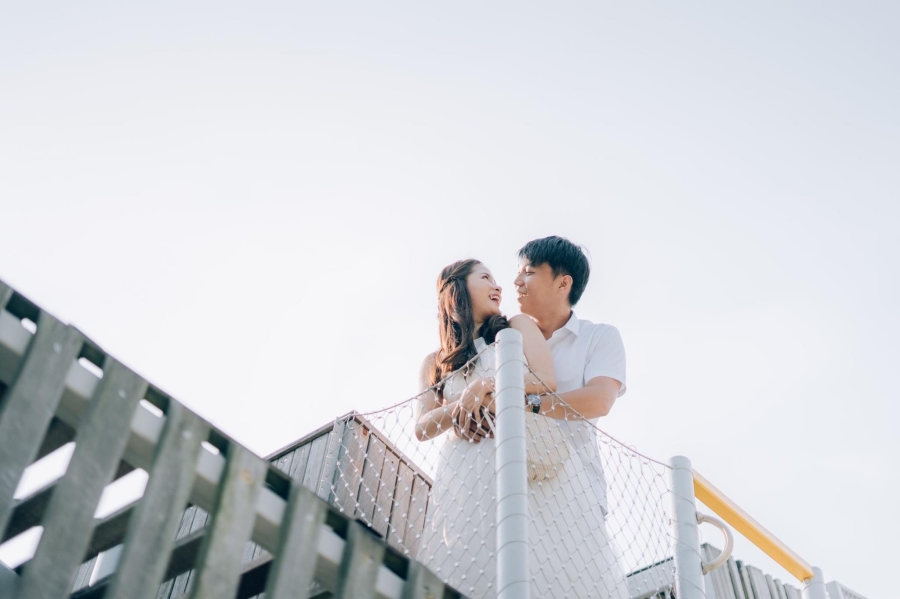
top-left (584, 325), bottom-right (627, 397)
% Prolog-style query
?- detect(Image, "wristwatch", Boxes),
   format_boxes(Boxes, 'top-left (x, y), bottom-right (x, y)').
top-left (526, 394), bottom-right (542, 414)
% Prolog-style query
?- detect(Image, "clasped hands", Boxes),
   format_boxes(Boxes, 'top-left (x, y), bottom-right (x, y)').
top-left (451, 376), bottom-right (495, 442)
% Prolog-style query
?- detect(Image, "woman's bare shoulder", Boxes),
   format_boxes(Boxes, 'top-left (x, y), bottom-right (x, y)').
top-left (508, 314), bottom-right (539, 331)
top-left (419, 351), bottom-right (438, 379)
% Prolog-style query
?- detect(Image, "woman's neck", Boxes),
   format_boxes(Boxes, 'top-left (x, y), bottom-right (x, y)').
top-left (473, 319), bottom-right (483, 339)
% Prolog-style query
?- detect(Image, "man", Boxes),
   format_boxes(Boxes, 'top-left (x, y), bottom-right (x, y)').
top-left (514, 235), bottom-right (626, 421)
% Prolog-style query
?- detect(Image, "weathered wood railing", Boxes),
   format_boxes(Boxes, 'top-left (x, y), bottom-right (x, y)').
top-left (0, 279), bottom-right (463, 599)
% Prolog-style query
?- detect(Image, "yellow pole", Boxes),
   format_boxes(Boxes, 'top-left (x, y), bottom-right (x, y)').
top-left (691, 469), bottom-right (814, 582)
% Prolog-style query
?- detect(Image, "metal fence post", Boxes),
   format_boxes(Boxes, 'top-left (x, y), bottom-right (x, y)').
top-left (669, 455), bottom-right (706, 599)
top-left (495, 328), bottom-right (528, 599)
top-left (802, 566), bottom-right (829, 599)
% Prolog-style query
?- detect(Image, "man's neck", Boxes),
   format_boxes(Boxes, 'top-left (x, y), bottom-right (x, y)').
top-left (530, 306), bottom-right (572, 340)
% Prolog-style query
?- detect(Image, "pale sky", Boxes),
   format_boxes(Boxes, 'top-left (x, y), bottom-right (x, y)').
top-left (2, 2), bottom-right (897, 597)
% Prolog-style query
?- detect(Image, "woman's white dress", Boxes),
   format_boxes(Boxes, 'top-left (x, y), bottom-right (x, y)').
top-left (418, 339), bottom-right (630, 599)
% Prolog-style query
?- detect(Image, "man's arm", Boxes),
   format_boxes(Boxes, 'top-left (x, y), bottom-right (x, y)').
top-left (538, 376), bottom-right (621, 420)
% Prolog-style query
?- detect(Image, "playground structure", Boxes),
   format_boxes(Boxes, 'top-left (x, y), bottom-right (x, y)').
top-left (0, 278), bottom-right (869, 598)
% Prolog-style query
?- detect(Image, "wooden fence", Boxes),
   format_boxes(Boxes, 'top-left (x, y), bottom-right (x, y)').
top-left (0, 278), bottom-right (463, 599)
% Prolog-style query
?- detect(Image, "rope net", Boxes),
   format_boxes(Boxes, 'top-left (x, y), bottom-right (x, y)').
top-left (326, 341), bottom-right (675, 599)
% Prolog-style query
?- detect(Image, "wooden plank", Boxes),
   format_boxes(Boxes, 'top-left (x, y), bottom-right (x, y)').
top-left (73, 551), bottom-right (276, 599)
top-left (174, 507), bottom-right (210, 598)
top-left (358, 434), bottom-right (387, 527)
top-left (18, 359), bottom-right (146, 599)
top-left (747, 565), bottom-right (773, 599)
top-left (303, 434), bottom-right (330, 496)
top-left (773, 579), bottom-right (789, 599)
top-left (374, 449), bottom-right (400, 537)
top-left (737, 562), bottom-right (756, 599)
top-left (702, 545), bottom-right (736, 599)
top-left (160, 505), bottom-right (202, 599)
top-left (0, 317), bottom-right (82, 534)
top-left (333, 521), bottom-right (386, 599)
top-left (332, 419), bottom-right (366, 517)
top-left (264, 484), bottom-right (327, 599)
top-left (74, 552), bottom-right (274, 599)
top-left (783, 585), bottom-right (802, 599)
top-left (289, 443), bottom-right (311, 484)
top-left (107, 403), bottom-right (207, 599)
top-left (272, 446), bottom-right (295, 477)
top-left (317, 419), bottom-right (347, 500)
top-left (71, 556), bottom-right (98, 592)
top-left (404, 475), bottom-right (429, 557)
top-left (265, 418), bottom-right (338, 462)
top-left (401, 560), bottom-right (446, 599)
top-left (72, 527), bottom-right (210, 599)
top-left (727, 558), bottom-right (747, 599)
top-left (389, 462), bottom-right (415, 553)
top-left (188, 445), bottom-right (267, 599)
top-left (6, 458), bottom-right (134, 545)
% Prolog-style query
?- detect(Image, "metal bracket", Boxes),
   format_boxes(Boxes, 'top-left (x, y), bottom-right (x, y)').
top-left (697, 511), bottom-right (734, 574)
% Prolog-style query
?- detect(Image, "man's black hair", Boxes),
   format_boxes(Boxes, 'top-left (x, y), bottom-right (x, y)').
top-left (518, 236), bottom-right (590, 306)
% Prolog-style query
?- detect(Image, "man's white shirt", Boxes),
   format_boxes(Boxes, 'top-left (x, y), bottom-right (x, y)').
top-left (545, 311), bottom-right (626, 517)
top-left (546, 312), bottom-right (627, 397)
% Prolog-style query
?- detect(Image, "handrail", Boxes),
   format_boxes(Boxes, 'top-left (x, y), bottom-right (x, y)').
top-left (696, 511), bottom-right (733, 575)
top-left (692, 469), bottom-right (814, 582)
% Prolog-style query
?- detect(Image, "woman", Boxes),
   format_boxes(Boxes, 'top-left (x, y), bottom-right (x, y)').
top-left (414, 259), bottom-right (628, 599)
top-left (414, 258), bottom-right (557, 444)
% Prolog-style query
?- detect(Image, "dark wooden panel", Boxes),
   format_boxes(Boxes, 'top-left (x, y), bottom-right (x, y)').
top-left (390, 462), bottom-right (415, 553)
top-left (272, 447), bottom-right (295, 477)
top-left (405, 476), bottom-right (429, 557)
top-left (302, 434), bottom-right (329, 496)
top-left (374, 449), bottom-right (400, 538)
top-left (264, 484), bottom-right (327, 599)
top-left (0, 317), bottom-right (82, 534)
top-left (35, 416), bottom-right (76, 460)
top-left (17, 359), bottom-right (145, 599)
top-left (332, 420), bottom-right (366, 517)
top-left (158, 505), bottom-right (202, 599)
top-left (107, 403), bottom-right (207, 599)
top-left (288, 443), bottom-right (311, 484)
top-left (173, 508), bottom-right (210, 598)
top-left (358, 435), bottom-right (387, 528)
top-left (333, 521), bottom-right (385, 599)
top-left (188, 446), bottom-right (267, 599)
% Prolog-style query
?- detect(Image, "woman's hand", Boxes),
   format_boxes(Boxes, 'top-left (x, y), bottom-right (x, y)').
top-left (453, 377), bottom-right (495, 442)
top-left (459, 376), bottom-right (494, 412)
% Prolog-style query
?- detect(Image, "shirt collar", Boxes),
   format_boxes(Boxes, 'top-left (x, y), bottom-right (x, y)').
top-left (549, 311), bottom-right (581, 341)
top-left (563, 311), bottom-right (581, 336)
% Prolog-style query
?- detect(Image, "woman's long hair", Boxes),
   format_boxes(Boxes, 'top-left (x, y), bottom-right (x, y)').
top-left (429, 259), bottom-right (509, 395)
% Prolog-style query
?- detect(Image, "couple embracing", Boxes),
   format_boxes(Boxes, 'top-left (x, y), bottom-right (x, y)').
top-left (414, 236), bottom-right (630, 599)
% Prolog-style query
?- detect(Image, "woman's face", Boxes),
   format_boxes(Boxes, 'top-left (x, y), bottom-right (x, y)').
top-left (466, 263), bottom-right (502, 322)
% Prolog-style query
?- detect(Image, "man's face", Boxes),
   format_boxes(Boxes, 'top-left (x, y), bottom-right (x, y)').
top-left (514, 260), bottom-right (563, 317)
